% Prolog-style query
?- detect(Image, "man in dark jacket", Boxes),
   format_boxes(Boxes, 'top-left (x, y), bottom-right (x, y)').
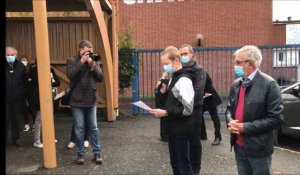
top-left (201, 72), bottom-right (222, 145)
top-left (66, 40), bottom-right (104, 165)
top-left (5, 46), bottom-right (27, 147)
top-left (226, 45), bottom-right (284, 175)
top-left (179, 44), bottom-right (206, 175)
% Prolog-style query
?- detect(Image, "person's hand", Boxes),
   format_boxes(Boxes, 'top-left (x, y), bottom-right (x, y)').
top-left (80, 53), bottom-right (89, 64)
top-left (227, 120), bottom-right (241, 134)
top-left (160, 83), bottom-right (167, 94)
top-left (87, 57), bottom-right (95, 68)
top-left (148, 108), bottom-right (167, 118)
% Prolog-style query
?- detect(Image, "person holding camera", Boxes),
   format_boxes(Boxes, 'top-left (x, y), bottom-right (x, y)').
top-left (66, 40), bottom-right (103, 165)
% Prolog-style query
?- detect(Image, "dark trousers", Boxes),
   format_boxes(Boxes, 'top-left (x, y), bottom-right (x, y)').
top-left (168, 137), bottom-right (193, 175)
top-left (234, 144), bottom-right (272, 175)
top-left (201, 107), bottom-right (221, 139)
top-left (189, 138), bottom-right (202, 174)
top-left (21, 99), bottom-right (29, 124)
top-left (6, 101), bottom-right (23, 143)
top-left (160, 117), bottom-right (168, 141)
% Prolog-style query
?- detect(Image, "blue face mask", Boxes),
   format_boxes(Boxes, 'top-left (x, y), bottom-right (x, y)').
top-left (180, 55), bottom-right (190, 64)
top-left (6, 56), bottom-right (16, 63)
top-left (163, 64), bottom-right (175, 74)
top-left (234, 65), bottom-right (245, 78)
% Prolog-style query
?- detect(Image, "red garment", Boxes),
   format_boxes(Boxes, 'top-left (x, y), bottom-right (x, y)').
top-left (235, 86), bottom-right (246, 146)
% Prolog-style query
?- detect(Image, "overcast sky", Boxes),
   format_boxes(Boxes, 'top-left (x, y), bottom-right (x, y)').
top-left (273, 0), bottom-right (300, 21)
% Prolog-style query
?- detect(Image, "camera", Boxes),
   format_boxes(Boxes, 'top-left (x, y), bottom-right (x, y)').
top-left (84, 51), bottom-right (100, 61)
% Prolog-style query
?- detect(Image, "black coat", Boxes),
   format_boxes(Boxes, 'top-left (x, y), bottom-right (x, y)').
top-left (202, 72), bottom-right (222, 112)
top-left (225, 70), bottom-right (284, 157)
top-left (5, 60), bottom-right (27, 103)
top-left (27, 65), bottom-right (60, 111)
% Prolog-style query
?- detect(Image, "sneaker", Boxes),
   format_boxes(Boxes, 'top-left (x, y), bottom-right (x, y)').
top-left (23, 124), bottom-right (30, 132)
top-left (76, 155), bottom-right (84, 165)
top-left (33, 141), bottom-right (43, 148)
top-left (84, 141), bottom-right (89, 148)
top-left (93, 154), bottom-right (102, 164)
top-left (67, 142), bottom-right (76, 149)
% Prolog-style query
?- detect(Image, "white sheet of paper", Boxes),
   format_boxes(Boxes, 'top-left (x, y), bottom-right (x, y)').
top-left (132, 100), bottom-right (152, 110)
top-left (54, 91), bottom-right (66, 100)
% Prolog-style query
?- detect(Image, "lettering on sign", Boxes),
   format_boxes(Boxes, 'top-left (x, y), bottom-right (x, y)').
top-left (286, 24), bottom-right (300, 44)
top-left (123, 0), bottom-right (184, 5)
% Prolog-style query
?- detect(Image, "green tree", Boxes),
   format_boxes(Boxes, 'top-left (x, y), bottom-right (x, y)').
top-left (118, 26), bottom-right (139, 94)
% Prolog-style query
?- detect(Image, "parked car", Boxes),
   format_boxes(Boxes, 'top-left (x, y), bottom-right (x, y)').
top-left (274, 81), bottom-right (300, 145)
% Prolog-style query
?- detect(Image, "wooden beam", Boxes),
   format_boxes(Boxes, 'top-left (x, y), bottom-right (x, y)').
top-left (111, 2), bottom-right (119, 112)
top-left (85, 0), bottom-right (116, 121)
top-left (32, 0), bottom-right (57, 168)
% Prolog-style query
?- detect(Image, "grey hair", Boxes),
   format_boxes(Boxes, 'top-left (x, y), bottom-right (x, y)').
top-left (179, 44), bottom-right (194, 54)
top-left (78, 40), bottom-right (93, 49)
top-left (6, 46), bottom-right (18, 56)
top-left (234, 45), bottom-right (262, 68)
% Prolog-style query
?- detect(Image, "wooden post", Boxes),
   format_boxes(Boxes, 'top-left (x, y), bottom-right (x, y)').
top-left (85, 0), bottom-right (116, 121)
top-left (32, 0), bottom-right (57, 168)
top-left (111, 2), bottom-right (119, 114)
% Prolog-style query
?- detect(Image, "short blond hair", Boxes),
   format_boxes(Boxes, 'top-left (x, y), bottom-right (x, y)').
top-left (161, 46), bottom-right (181, 61)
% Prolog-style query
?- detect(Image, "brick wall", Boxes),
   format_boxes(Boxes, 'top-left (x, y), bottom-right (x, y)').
top-left (118, 0), bottom-right (285, 49)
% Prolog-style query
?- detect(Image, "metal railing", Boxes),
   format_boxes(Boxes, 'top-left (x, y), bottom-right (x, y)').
top-left (124, 45), bottom-right (300, 115)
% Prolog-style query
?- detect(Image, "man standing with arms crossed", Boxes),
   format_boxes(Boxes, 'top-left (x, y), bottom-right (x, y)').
top-left (226, 45), bottom-right (284, 175)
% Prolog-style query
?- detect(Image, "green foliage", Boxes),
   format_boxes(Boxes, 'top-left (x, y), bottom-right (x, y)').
top-left (118, 26), bottom-right (139, 94)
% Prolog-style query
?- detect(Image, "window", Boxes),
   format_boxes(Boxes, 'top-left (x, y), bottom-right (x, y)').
top-left (273, 48), bottom-right (300, 67)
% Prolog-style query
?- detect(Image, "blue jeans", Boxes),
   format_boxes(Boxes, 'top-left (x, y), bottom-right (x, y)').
top-left (168, 137), bottom-right (193, 175)
top-left (71, 106), bottom-right (101, 156)
top-left (234, 144), bottom-right (272, 175)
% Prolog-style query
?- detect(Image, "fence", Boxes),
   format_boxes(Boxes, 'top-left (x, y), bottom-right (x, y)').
top-left (126, 45), bottom-right (300, 115)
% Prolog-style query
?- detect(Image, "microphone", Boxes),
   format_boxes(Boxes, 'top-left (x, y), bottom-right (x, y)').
top-left (156, 72), bottom-right (168, 90)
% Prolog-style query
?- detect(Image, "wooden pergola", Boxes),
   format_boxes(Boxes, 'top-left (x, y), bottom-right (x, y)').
top-left (6, 0), bottom-right (119, 168)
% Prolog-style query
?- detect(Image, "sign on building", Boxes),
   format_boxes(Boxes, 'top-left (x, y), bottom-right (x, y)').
top-left (286, 24), bottom-right (300, 45)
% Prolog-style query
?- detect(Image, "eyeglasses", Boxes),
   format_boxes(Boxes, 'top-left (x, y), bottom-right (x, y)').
top-left (235, 60), bottom-right (249, 65)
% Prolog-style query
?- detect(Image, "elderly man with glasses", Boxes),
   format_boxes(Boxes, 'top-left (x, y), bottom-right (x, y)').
top-left (225, 45), bottom-right (284, 175)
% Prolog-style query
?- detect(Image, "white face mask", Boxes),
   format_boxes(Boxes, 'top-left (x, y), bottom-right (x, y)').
top-left (21, 60), bottom-right (28, 66)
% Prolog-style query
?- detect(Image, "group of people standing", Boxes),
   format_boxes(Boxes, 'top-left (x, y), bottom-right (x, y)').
top-left (5, 47), bottom-right (61, 148)
top-left (6, 42), bottom-right (284, 174)
top-left (149, 44), bottom-right (284, 175)
top-left (5, 40), bottom-right (104, 165)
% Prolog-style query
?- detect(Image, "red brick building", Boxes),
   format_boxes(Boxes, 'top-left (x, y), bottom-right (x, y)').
top-left (117, 0), bottom-right (285, 49)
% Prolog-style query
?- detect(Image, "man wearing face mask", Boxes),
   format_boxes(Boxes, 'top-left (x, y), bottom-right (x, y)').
top-left (66, 40), bottom-right (104, 165)
top-left (225, 45), bottom-right (284, 175)
top-left (179, 44), bottom-right (206, 175)
top-left (149, 46), bottom-right (198, 175)
top-left (5, 46), bottom-right (28, 147)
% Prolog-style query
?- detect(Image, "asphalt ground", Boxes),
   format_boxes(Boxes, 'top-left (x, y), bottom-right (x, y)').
top-left (5, 109), bottom-right (300, 174)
